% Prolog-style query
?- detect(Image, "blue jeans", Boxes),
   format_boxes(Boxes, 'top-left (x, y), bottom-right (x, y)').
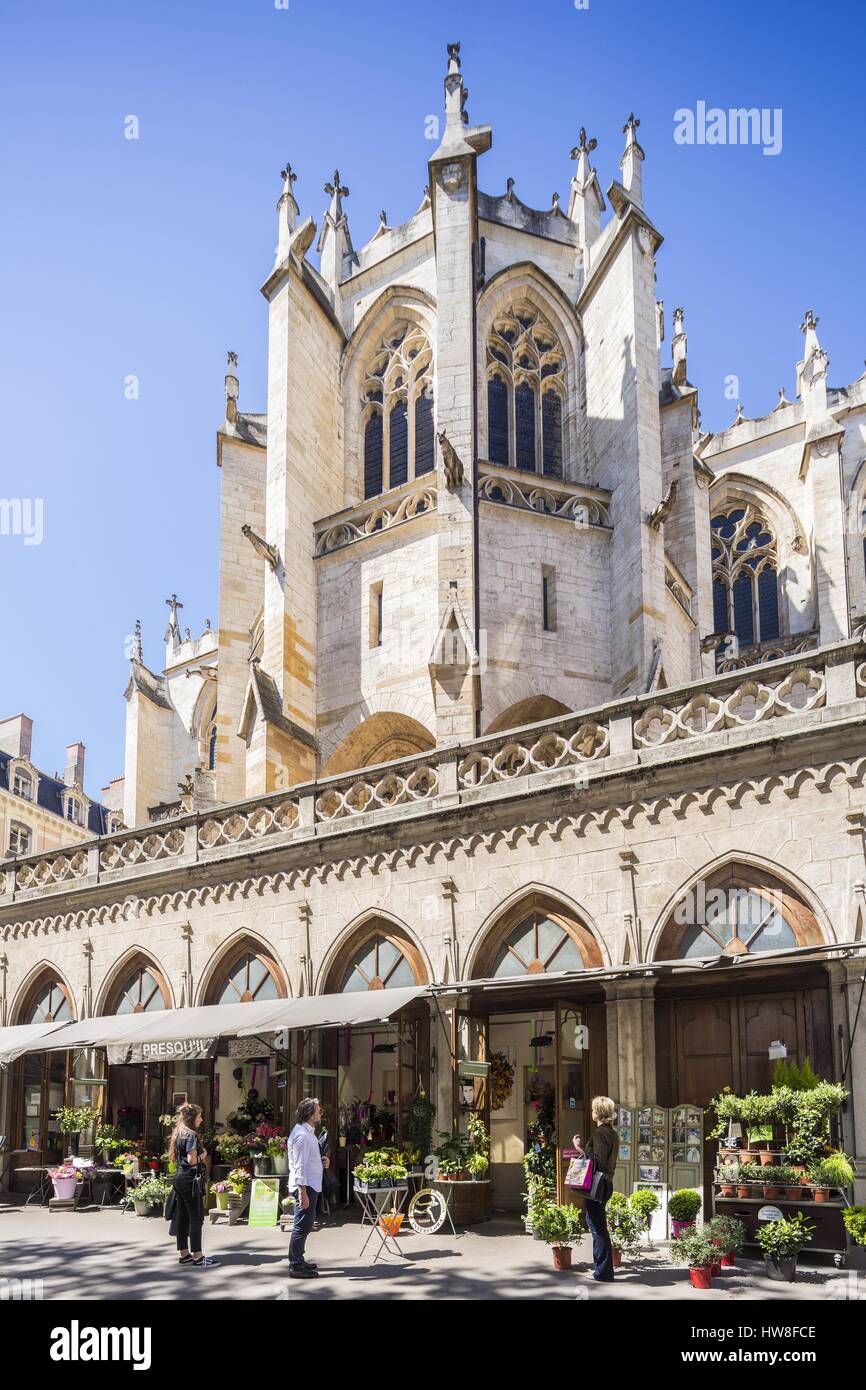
top-left (289, 1188), bottom-right (318, 1269)
top-left (584, 1187), bottom-right (614, 1280)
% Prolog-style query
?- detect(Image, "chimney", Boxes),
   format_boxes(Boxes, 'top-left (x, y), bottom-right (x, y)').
top-left (0, 714), bottom-right (33, 760)
top-left (64, 741), bottom-right (85, 789)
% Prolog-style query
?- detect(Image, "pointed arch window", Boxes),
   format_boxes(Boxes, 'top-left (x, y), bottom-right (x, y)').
top-left (340, 934), bottom-right (417, 992)
top-left (491, 910), bottom-right (587, 979)
top-left (678, 887), bottom-right (798, 959)
top-left (217, 951), bottom-right (281, 1005)
top-left (711, 506), bottom-right (780, 648)
top-left (113, 964), bottom-right (168, 1014)
top-left (207, 710), bottom-right (218, 771)
top-left (486, 303), bottom-right (566, 476)
top-left (25, 978), bottom-right (73, 1024)
top-left (361, 322), bottom-right (433, 498)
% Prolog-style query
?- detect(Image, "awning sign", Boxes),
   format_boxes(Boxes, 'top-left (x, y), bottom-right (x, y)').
top-left (107, 1037), bottom-right (218, 1066)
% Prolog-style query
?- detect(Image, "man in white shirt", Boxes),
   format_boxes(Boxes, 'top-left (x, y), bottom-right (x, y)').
top-left (287, 1097), bottom-right (327, 1278)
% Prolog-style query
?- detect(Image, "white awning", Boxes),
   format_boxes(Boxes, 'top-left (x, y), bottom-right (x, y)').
top-left (235, 985), bottom-right (428, 1036)
top-left (0, 1022), bottom-right (71, 1065)
top-left (35, 998), bottom-right (296, 1053)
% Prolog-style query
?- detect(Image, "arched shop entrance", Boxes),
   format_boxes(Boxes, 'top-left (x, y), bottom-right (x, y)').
top-left (299, 921), bottom-right (431, 1202)
top-left (10, 972), bottom-right (75, 1179)
top-left (456, 893), bottom-right (608, 1212)
top-left (204, 940), bottom-right (288, 1141)
top-left (102, 956), bottom-right (171, 1156)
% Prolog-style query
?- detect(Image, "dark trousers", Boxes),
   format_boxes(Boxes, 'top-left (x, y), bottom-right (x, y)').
top-left (584, 1190), bottom-right (614, 1280)
top-left (173, 1171), bottom-right (204, 1253)
top-left (289, 1188), bottom-right (318, 1269)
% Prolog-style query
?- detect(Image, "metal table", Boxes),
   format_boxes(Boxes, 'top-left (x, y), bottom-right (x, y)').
top-left (354, 1182), bottom-right (409, 1262)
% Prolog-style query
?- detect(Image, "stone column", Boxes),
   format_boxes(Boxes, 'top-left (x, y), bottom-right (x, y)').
top-left (604, 977), bottom-right (657, 1105)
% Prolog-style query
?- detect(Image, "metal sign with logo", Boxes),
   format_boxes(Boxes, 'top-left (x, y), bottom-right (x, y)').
top-left (106, 1037), bottom-right (218, 1066)
top-left (757, 1204), bottom-right (784, 1222)
top-left (407, 1189), bottom-right (447, 1234)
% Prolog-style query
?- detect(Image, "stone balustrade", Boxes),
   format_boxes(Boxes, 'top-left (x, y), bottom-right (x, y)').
top-left (0, 641), bottom-right (862, 906)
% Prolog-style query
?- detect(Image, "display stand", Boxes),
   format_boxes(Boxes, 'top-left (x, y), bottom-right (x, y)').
top-left (613, 1101), bottom-right (705, 1235)
top-left (711, 1139), bottom-right (846, 1257)
top-left (354, 1182), bottom-right (409, 1262)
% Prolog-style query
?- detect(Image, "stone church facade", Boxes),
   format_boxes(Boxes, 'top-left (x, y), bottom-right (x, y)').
top-left (1, 46), bottom-right (865, 1206)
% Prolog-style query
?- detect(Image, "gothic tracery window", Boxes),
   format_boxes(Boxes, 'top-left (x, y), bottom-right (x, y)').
top-left (361, 322), bottom-right (434, 498)
top-left (677, 887), bottom-right (798, 959)
top-left (491, 911), bottom-right (586, 979)
top-left (216, 951), bottom-right (281, 1005)
top-left (26, 978), bottom-right (73, 1024)
top-left (711, 506), bottom-right (780, 648)
top-left (114, 964), bottom-right (168, 1014)
top-left (340, 933), bottom-right (417, 992)
top-left (486, 303), bottom-right (565, 477)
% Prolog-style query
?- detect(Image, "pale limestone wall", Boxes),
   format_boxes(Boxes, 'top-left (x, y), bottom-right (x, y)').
top-left (216, 435), bottom-right (267, 804)
top-left (480, 221), bottom-right (579, 303)
top-left (659, 397), bottom-right (713, 681)
top-left (478, 504), bottom-right (612, 725)
top-left (341, 236), bottom-right (438, 344)
top-left (660, 587), bottom-right (693, 691)
top-left (0, 790), bottom-right (93, 859)
top-left (122, 692), bottom-right (175, 827)
top-left (843, 404), bottom-right (866, 621)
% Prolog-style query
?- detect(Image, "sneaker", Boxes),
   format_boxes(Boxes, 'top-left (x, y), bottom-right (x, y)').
top-left (191, 1256), bottom-right (219, 1268)
top-left (289, 1266), bottom-right (319, 1279)
top-left (303, 1260), bottom-right (318, 1270)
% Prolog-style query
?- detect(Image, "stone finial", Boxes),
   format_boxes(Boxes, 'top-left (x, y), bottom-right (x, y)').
top-left (671, 306), bottom-right (687, 386)
top-left (569, 128), bottom-right (598, 187)
top-left (165, 593), bottom-right (183, 643)
top-left (800, 308), bottom-right (819, 334)
top-left (276, 162), bottom-right (299, 260)
top-left (796, 308), bottom-right (829, 412)
top-left (281, 161), bottom-right (297, 191)
top-left (447, 41), bottom-right (461, 73)
top-left (324, 168), bottom-right (349, 215)
top-left (132, 618), bottom-right (142, 663)
top-left (620, 111), bottom-right (646, 205)
top-left (225, 350), bottom-right (239, 423)
top-left (505, 176), bottom-right (516, 202)
top-left (443, 40), bottom-right (468, 129)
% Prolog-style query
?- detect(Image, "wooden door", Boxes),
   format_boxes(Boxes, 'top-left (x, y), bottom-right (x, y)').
top-left (674, 998), bottom-right (741, 1102)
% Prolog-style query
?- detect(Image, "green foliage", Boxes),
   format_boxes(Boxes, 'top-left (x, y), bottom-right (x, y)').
top-left (53, 1105), bottom-right (101, 1135)
top-left (629, 1188), bottom-right (661, 1224)
top-left (734, 1162), bottom-right (762, 1182)
top-left (132, 1174), bottom-right (171, 1205)
top-left (606, 1192), bottom-right (644, 1254)
top-left (773, 1057), bottom-right (819, 1091)
top-left (405, 1089), bottom-right (435, 1158)
top-left (215, 1132), bottom-right (250, 1164)
top-left (669, 1228), bottom-right (719, 1269)
top-left (531, 1200), bottom-right (584, 1246)
top-left (808, 1151), bottom-right (854, 1189)
top-left (705, 1213), bottom-right (746, 1253)
top-left (756, 1213), bottom-right (814, 1259)
top-left (466, 1151), bottom-right (489, 1178)
top-left (842, 1207), bottom-right (866, 1247)
top-left (467, 1113), bottom-right (490, 1157)
top-left (668, 1188), bottom-right (702, 1221)
top-left (754, 1165), bottom-right (799, 1185)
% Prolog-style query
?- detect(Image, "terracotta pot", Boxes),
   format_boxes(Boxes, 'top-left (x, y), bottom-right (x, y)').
top-left (720, 1183), bottom-right (735, 1197)
top-left (689, 1266), bottom-right (713, 1289)
top-left (759, 1151), bottom-right (776, 1167)
top-left (813, 1187), bottom-right (829, 1203)
top-left (785, 1187), bottom-right (803, 1201)
top-left (720, 1251), bottom-right (735, 1267)
top-left (737, 1186), bottom-right (751, 1199)
top-left (763, 1185), bottom-right (781, 1199)
top-left (552, 1246), bottom-right (572, 1270)
top-left (612, 1248), bottom-right (622, 1268)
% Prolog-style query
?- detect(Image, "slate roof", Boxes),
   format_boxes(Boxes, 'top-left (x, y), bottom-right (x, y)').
top-left (0, 751), bottom-right (111, 835)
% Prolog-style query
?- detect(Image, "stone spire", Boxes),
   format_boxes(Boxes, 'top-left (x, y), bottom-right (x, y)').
top-left (164, 593), bottom-right (183, 648)
top-left (276, 161), bottom-right (299, 262)
top-left (796, 308), bottom-right (829, 418)
top-left (671, 307), bottom-right (687, 386)
top-left (568, 128), bottom-right (605, 272)
top-left (429, 41), bottom-right (491, 164)
top-left (316, 168), bottom-right (353, 297)
top-left (620, 112), bottom-right (645, 206)
top-left (132, 618), bottom-right (143, 663)
top-left (225, 350), bottom-right (239, 425)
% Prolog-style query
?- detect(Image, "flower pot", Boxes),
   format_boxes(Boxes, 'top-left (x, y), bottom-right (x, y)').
top-left (67, 1133), bottom-right (80, 1157)
top-left (253, 1158), bottom-right (272, 1176)
top-left (689, 1266), bottom-right (713, 1289)
top-left (551, 1245), bottom-right (572, 1270)
top-left (612, 1248), bottom-right (622, 1268)
top-left (216, 1191), bottom-right (231, 1211)
top-left (765, 1254), bottom-right (797, 1282)
top-left (758, 1151), bottom-right (776, 1167)
top-left (148, 1161), bottom-right (159, 1172)
top-left (813, 1187), bottom-right (829, 1203)
top-left (763, 1185), bottom-right (781, 1199)
top-left (719, 1183), bottom-right (736, 1197)
top-left (133, 1200), bottom-right (154, 1217)
top-left (710, 1262), bottom-right (722, 1278)
top-left (736, 1185), bottom-right (751, 1199)
top-left (52, 1176), bottom-right (78, 1201)
top-left (671, 1219), bottom-right (694, 1238)
top-left (785, 1187), bottom-right (803, 1201)
top-left (271, 1154), bottom-right (288, 1175)
top-left (720, 1250), bottom-right (735, 1268)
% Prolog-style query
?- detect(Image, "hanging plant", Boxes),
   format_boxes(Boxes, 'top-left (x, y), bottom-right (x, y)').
top-left (489, 1051), bottom-right (515, 1112)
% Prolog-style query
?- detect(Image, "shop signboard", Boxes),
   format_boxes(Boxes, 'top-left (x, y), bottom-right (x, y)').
top-left (248, 1177), bottom-right (280, 1228)
top-left (106, 1037), bottom-right (218, 1065)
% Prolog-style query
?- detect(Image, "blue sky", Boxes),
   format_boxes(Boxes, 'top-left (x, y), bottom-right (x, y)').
top-left (1, 0), bottom-right (863, 798)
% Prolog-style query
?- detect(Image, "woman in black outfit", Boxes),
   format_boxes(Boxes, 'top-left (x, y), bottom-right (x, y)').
top-left (573, 1095), bottom-right (620, 1282)
top-left (168, 1103), bottom-right (217, 1268)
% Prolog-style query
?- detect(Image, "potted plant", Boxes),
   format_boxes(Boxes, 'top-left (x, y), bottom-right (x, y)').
top-left (48, 1163), bottom-right (79, 1201)
top-left (705, 1213), bottom-right (746, 1269)
top-left (808, 1151), bottom-right (854, 1201)
top-left (670, 1227), bottom-right (720, 1289)
top-left (629, 1188), bottom-right (661, 1245)
top-left (267, 1135), bottom-right (288, 1175)
top-left (715, 1163), bottom-right (740, 1198)
top-left (531, 1198), bottom-right (584, 1269)
top-left (759, 1164), bottom-right (785, 1199)
top-left (132, 1172), bottom-right (171, 1216)
top-left (756, 1212), bottom-right (814, 1282)
top-left (215, 1132), bottom-right (250, 1166)
top-left (53, 1105), bottom-right (101, 1157)
top-left (668, 1188), bottom-right (702, 1236)
top-left (466, 1151), bottom-right (489, 1181)
top-left (607, 1192), bottom-right (643, 1266)
top-left (211, 1180), bottom-right (233, 1211)
top-left (842, 1206), bottom-right (866, 1271)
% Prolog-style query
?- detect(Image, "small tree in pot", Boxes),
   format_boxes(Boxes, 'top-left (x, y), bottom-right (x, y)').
top-left (842, 1206), bottom-right (866, 1271)
top-left (670, 1228), bottom-right (720, 1289)
top-left (757, 1212), bottom-right (814, 1282)
top-left (668, 1188), bottom-right (702, 1236)
top-left (629, 1188), bottom-right (661, 1246)
top-left (705, 1213), bottom-right (746, 1269)
top-left (607, 1192), bottom-right (643, 1267)
top-left (531, 1199), bottom-right (584, 1270)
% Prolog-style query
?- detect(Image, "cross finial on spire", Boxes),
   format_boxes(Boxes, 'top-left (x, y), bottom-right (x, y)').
top-left (801, 308), bottom-right (819, 334)
top-left (447, 41), bottom-right (461, 73)
top-left (570, 128), bottom-right (597, 161)
top-left (623, 112), bottom-right (641, 138)
top-left (281, 162), bottom-right (297, 187)
top-left (165, 593), bottom-right (183, 628)
top-left (227, 350), bottom-right (238, 370)
top-left (324, 169), bottom-right (349, 200)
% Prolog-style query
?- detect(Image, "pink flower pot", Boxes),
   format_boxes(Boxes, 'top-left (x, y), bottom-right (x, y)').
top-left (52, 1176), bottom-right (77, 1200)
top-left (671, 1219), bottom-right (694, 1238)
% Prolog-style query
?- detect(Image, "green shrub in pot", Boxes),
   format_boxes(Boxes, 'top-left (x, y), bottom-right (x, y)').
top-left (842, 1207), bottom-right (866, 1247)
top-left (607, 1192), bottom-right (643, 1257)
top-left (668, 1189), bottom-right (702, 1223)
top-left (808, 1152), bottom-right (854, 1191)
top-left (670, 1228), bottom-right (719, 1269)
top-left (705, 1213), bottom-right (745, 1255)
top-left (756, 1212), bottom-right (814, 1271)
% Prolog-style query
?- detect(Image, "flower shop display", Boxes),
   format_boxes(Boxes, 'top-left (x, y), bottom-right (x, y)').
top-left (405, 1088), bottom-right (436, 1160)
top-left (715, 1163), bottom-right (740, 1197)
top-left (131, 1173), bottom-right (171, 1216)
top-left (842, 1206), bottom-right (866, 1269)
top-left (466, 1151), bottom-right (489, 1179)
top-left (629, 1188), bottom-right (661, 1244)
top-left (606, 1192), bottom-right (643, 1265)
top-left (267, 1135), bottom-right (288, 1175)
top-left (705, 1213), bottom-right (745, 1268)
top-left (48, 1164), bottom-right (79, 1201)
top-left (53, 1105), bottom-right (101, 1156)
top-left (352, 1148), bottom-right (409, 1189)
top-left (531, 1199), bottom-right (584, 1269)
top-left (214, 1132), bottom-right (251, 1166)
top-left (670, 1228), bottom-right (720, 1289)
top-left (489, 1051), bottom-right (516, 1113)
top-left (756, 1212), bottom-right (814, 1282)
top-left (807, 1151), bottom-right (854, 1201)
top-left (668, 1188), bottom-right (702, 1236)
top-left (93, 1123), bottom-right (122, 1163)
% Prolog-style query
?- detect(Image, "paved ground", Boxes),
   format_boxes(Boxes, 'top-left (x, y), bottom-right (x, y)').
top-left (0, 1201), bottom-right (860, 1301)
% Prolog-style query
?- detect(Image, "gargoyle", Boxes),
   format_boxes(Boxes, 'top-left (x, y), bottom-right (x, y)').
top-left (437, 430), bottom-right (465, 490)
top-left (647, 478), bottom-right (678, 530)
top-left (241, 524), bottom-right (280, 572)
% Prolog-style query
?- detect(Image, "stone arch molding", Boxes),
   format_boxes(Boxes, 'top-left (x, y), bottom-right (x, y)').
top-left (477, 263), bottom-right (584, 482)
top-left (315, 908), bottom-right (434, 995)
top-left (10, 960), bottom-right (78, 1025)
top-left (482, 670), bottom-right (573, 735)
top-left (647, 852), bottom-right (835, 964)
top-left (195, 928), bottom-right (291, 1007)
top-left (464, 880), bottom-right (610, 978)
top-left (319, 692), bottom-right (436, 775)
top-left (94, 944), bottom-right (176, 1017)
top-left (341, 286), bottom-right (438, 505)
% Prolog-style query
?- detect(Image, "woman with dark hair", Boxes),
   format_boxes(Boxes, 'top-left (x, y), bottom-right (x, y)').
top-left (168, 1103), bottom-right (218, 1268)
